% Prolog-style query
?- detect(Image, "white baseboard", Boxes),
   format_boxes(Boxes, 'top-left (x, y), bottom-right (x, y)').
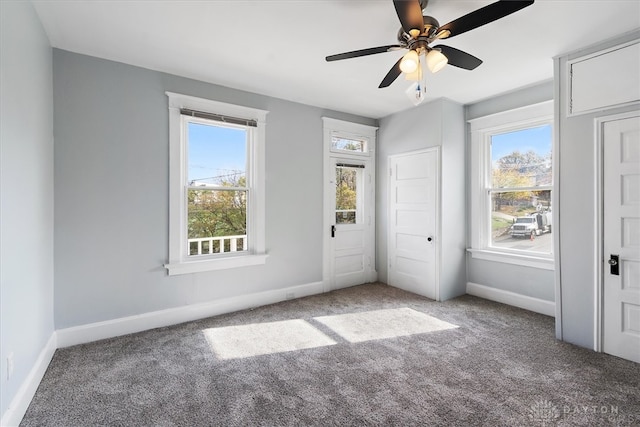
top-left (1, 332), bottom-right (57, 427)
top-left (466, 282), bottom-right (555, 317)
top-left (56, 281), bottom-right (325, 348)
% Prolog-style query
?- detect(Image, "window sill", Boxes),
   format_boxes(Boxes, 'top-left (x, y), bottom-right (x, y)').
top-left (467, 248), bottom-right (554, 271)
top-left (164, 253), bottom-right (268, 276)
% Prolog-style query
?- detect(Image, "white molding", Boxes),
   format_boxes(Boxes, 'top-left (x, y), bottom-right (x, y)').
top-left (468, 100), bottom-right (553, 131)
top-left (322, 117), bottom-right (378, 137)
top-left (56, 281), bottom-right (325, 348)
top-left (467, 249), bottom-right (554, 271)
top-left (166, 92), bottom-right (268, 123)
top-left (164, 253), bottom-right (268, 276)
top-left (466, 282), bottom-right (555, 317)
top-left (1, 333), bottom-right (57, 427)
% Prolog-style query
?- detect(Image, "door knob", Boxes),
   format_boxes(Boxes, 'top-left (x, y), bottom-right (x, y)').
top-left (609, 254), bottom-right (619, 275)
top-left (427, 236), bottom-right (433, 242)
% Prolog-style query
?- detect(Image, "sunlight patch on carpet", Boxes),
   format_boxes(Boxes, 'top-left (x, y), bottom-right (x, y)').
top-left (203, 319), bottom-right (337, 360)
top-left (314, 307), bottom-right (458, 343)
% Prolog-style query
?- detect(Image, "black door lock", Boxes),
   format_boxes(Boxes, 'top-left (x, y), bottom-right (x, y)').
top-left (609, 254), bottom-right (619, 276)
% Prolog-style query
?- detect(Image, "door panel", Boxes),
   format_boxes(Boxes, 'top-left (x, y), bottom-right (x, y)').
top-left (603, 114), bottom-right (640, 363)
top-left (388, 149), bottom-right (438, 300)
top-left (335, 229), bottom-right (364, 250)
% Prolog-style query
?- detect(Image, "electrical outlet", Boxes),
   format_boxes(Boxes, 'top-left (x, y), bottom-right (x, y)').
top-left (286, 292), bottom-right (295, 300)
top-left (7, 352), bottom-right (14, 380)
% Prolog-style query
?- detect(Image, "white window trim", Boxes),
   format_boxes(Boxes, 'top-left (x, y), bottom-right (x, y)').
top-left (468, 100), bottom-right (555, 270)
top-left (164, 92), bottom-right (268, 275)
top-left (327, 118), bottom-right (374, 157)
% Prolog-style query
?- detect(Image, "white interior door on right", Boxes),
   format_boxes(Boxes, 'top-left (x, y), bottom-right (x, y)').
top-left (603, 114), bottom-right (640, 363)
top-left (388, 148), bottom-right (439, 300)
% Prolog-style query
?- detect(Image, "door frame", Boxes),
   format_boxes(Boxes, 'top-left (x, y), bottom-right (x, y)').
top-left (594, 110), bottom-right (640, 352)
top-left (387, 147), bottom-right (441, 301)
top-left (322, 118), bottom-right (378, 292)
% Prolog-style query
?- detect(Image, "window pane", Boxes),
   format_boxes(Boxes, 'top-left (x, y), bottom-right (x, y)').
top-left (336, 167), bottom-right (358, 224)
top-left (332, 136), bottom-right (365, 153)
top-left (187, 189), bottom-right (247, 256)
top-left (491, 125), bottom-right (552, 188)
top-left (491, 189), bottom-right (552, 253)
top-left (188, 122), bottom-right (246, 186)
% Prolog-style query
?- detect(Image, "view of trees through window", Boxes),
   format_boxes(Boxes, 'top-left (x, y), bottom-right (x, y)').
top-left (332, 136), bottom-right (365, 153)
top-left (187, 121), bottom-right (248, 255)
top-left (490, 124), bottom-right (553, 253)
top-left (336, 166), bottom-right (358, 224)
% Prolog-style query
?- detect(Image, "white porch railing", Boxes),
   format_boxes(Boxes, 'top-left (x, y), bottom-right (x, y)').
top-left (188, 235), bottom-right (247, 255)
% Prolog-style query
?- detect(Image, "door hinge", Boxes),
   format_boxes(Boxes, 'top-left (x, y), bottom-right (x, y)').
top-left (389, 168), bottom-right (393, 177)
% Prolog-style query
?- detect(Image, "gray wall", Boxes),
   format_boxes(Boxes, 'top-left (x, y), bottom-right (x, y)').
top-left (376, 98), bottom-right (467, 300)
top-left (465, 81), bottom-right (556, 303)
top-left (52, 49), bottom-right (376, 329)
top-left (0, 1), bottom-right (55, 417)
top-left (555, 30), bottom-right (640, 348)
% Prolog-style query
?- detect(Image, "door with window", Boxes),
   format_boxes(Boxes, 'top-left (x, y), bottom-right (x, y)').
top-left (330, 160), bottom-right (372, 289)
top-left (603, 114), bottom-right (640, 363)
top-left (323, 118), bottom-right (377, 291)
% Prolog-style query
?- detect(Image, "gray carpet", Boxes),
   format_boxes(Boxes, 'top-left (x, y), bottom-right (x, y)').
top-left (21, 283), bottom-right (640, 426)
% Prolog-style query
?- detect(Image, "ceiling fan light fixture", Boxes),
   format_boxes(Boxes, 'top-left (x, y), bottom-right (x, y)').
top-left (400, 50), bottom-right (419, 73)
top-left (426, 49), bottom-right (448, 73)
top-left (404, 68), bottom-right (422, 81)
top-left (434, 29), bottom-right (451, 39)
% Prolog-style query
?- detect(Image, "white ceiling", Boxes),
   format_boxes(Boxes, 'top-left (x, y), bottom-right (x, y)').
top-left (32, 0), bottom-right (640, 119)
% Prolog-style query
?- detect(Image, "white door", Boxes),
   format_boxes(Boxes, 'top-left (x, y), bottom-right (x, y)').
top-left (388, 148), bottom-right (439, 300)
top-left (329, 159), bottom-right (375, 290)
top-left (603, 114), bottom-right (640, 363)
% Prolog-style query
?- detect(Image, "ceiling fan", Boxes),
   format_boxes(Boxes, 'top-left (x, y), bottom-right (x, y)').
top-left (326, 0), bottom-right (534, 90)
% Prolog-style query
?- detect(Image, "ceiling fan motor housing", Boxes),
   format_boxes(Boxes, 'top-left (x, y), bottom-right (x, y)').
top-left (397, 16), bottom-right (441, 55)
top-left (397, 16), bottom-right (440, 46)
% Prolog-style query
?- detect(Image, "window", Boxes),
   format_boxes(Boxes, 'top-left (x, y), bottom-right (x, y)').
top-left (469, 101), bottom-right (555, 270)
top-left (332, 136), bottom-right (366, 153)
top-left (335, 164), bottom-right (364, 224)
top-left (330, 130), bottom-right (370, 156)
top-left (165, 93), bottom-right (268, 275)
top-left (186, 118), bottom-right (248, 256)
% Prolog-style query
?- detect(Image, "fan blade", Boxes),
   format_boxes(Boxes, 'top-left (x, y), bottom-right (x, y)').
top-left (437, 45), bottom-right (482, 70)
top-left (393, 0), bottom-right (424, 37)
top-left (379, 57), bottom-right (403, 88)
top-left (437, 0), bottom-right (534, 39)
top-left (326, 45), bottom-right (404, 62)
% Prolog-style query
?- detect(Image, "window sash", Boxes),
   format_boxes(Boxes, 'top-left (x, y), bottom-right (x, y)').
top-left (489, 185), bottom-right (553, 193)
top-left (183, 115), bottom-right (251, 260)
top-left (186, 187), bottom-right (249, 257)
